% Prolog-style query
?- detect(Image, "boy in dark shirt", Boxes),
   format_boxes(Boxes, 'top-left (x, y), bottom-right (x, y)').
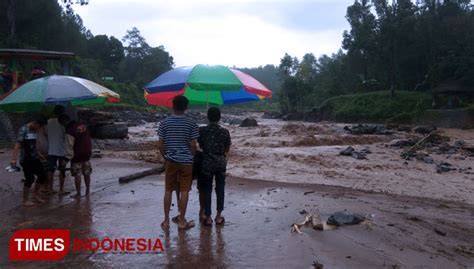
top-left (197, 107), bottom-right (231, 226)
top-left (10, 117), bottom-right (47, 206)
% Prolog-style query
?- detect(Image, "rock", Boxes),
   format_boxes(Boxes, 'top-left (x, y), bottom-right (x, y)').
top-left (340, 146), bottom-right (355, 156)
top-left (436, 162), bottom-right (455, 173)
top-left (388, 138), bottom-right (418, 148)
top-left (413, 125), bottom-right (437, 134)
top-left (326, 211), bottom-right (366, 226)
top-left (263, 111), bottom-right (282, 119)
top-left (91, 123), bottom-right (128, 139)
top-left (91, 149), bottom-right (103, 158)
top-left (344, 124), bottom-right (394, 135)
top-left (352, 151), bottom-right (367, 160)
top-left (240, 118), bottom-right (258, 127)
top-left (397, 125), bottom-right (412, 132)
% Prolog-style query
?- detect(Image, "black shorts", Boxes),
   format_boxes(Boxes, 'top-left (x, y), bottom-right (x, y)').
top-left (47, 155), bottom-right (68, 173)
top-left (21, 159), bottom-right (47, 188)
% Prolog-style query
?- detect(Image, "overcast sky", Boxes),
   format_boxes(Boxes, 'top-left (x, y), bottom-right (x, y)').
top-left (74, 0), bottom-right (354, 68)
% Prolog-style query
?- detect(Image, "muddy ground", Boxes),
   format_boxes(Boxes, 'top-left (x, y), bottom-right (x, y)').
top-left (1, 113), bottom-right (473, 268)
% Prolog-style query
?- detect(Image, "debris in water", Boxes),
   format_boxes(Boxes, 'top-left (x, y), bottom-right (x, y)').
top-left (291, 213), bottom-right (324, 233)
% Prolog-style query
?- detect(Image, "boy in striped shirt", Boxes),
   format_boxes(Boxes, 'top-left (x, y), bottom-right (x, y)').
top-left (158, 96), bottom-right (199, 230)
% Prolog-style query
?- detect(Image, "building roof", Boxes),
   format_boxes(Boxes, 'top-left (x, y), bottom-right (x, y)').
top-left (0, 49), bottom-right (75, 61)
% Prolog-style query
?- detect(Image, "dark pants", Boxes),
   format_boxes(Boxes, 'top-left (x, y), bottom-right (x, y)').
top-left (21, 159), bottom-right (47, 188)
top-left (198, 169), bottom-right (226, 217)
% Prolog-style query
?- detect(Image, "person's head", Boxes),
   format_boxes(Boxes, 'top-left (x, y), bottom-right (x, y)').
top-left (28, 116), bottom-right (46, 131)
top-left (207, 107), bottom-right (221, 123)
top-left (172, 96), bottom-right (189, 114)
top-left (53, 105), bottom-right (65, 117)
top-left (58, 114), bottom-right (71, 127)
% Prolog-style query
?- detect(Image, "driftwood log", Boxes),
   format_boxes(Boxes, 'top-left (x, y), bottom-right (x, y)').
top-left (405, 131), bottom-right (439, 154)
top-left (118, 166), bottom-right (164, 183)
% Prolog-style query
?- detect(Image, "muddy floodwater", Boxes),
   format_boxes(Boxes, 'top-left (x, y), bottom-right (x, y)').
top-left (1, 113), bottom-right (473, 268)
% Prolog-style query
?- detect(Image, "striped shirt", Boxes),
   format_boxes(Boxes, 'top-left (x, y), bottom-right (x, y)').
top-left (157, 115), bottom-right (199, 164)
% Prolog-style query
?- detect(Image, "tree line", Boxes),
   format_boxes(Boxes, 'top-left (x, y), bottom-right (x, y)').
top-left (0, 0), bottom-right (174, 107)
top-left (278, 0), bottom-right (474, 113)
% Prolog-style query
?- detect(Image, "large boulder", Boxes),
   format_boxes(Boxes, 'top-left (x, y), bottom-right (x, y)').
top-left (240, 118), bottom-right (258, 127)
top-left (91, 122), bottom-right (128, 139)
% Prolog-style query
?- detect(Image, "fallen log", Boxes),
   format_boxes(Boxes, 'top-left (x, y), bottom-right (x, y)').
top-left (405, 131), bottom-right (439, 154)
top-left (119, 166), bottom-right (164, 183)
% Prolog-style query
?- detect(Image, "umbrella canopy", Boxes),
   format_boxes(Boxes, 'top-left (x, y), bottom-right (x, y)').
top-left (0, 75), bottom-right (120, 112)
top-left (144, 64), bottom-right (271, 107)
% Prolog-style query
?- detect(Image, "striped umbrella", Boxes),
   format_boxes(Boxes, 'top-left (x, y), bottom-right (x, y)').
top-left (0, 75), bottom-right (120, 112)
top-left (144, 64), bottom-right (272, 107)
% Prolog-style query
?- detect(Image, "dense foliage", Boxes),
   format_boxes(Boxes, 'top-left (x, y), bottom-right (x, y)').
top-left (279, 0), bottom-right (474, 113)
top-left (0, 0), bottom-right (174, 107)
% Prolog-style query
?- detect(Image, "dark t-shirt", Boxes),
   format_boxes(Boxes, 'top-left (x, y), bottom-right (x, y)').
top-left (66, 121), bottom-right (92, 163)
top-left (198, 124), bottom-right (231, 172)
top-left (17, 125), bottom-right (39, 162)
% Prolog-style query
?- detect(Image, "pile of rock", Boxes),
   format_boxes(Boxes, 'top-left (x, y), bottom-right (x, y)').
top-left (344, 124), bottom-right (394, 135)
top-left (339, 146), bottom-right (372, 160)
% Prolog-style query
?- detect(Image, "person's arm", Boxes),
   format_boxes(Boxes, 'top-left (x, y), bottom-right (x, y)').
top-left (190, 122), bottom-right (199, 155)
top-left (11, 127), bottom-right (25, 165)
top-left (64, 133), bottom-right (75, 160)
top-left (158, 139), bottom-right (165, 159)
top-left (224, 129), bottom-right (231, 154)
top-left (11, 142), bottom-right (21, 166)
top-left (190, 139), bottom-right (197, 155)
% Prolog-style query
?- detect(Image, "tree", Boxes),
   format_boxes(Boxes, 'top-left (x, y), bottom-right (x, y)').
top-left (122, 27), bottom-right (151, 59)
top-left (342, 0), bottom-right (377, 83)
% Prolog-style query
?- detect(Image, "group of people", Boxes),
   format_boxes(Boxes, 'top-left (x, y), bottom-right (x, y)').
top-left (158, 96), bottom-right (231, 230)
top-left (10, 105), bottom-right (92, 206)
top-left (9, 96), bottom-right (231, 231)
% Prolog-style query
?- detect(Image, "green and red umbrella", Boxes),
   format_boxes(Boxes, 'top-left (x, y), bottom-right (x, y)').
top-left (0, 75), bottom-right (120, 112)
top-left (144, 64), bottom-right (272, 107)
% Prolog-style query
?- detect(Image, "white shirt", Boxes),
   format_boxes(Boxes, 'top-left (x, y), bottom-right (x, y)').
top-left (47, 118), bottom-right (66, 156)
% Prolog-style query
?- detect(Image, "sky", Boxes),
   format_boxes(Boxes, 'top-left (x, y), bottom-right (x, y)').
top-left (74, 0), bottom-right (354, 68)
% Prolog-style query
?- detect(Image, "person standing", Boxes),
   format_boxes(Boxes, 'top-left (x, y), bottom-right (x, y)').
top-left (46, 105), bottom-right (68, 194)
top-left (59, 114), bottom-right (92, 198)
top-left (158, 96), bottom-right (199, 230)
top-left (10, 117), bottom-right (47, 206)
top-left (197, 107), bottom-right (231, 226)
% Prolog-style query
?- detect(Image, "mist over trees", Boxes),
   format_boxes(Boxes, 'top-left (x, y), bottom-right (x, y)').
top-left (279, 0), bottom-right (474, 113)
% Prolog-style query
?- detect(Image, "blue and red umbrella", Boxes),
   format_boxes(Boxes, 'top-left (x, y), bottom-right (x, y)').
top-left (144, 65), bottom-right (272, 107)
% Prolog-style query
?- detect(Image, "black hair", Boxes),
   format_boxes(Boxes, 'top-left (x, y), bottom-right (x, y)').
top-left (58, 114), bottom-right (71, 125)
top-left (30, 115), bottom-right (46, 126)
top-left (207, 107), bottom-right (221, 123)
top-left (172, 96), bottom-right (189, 112)
top-left (53, 105), bottom-right (66, 116)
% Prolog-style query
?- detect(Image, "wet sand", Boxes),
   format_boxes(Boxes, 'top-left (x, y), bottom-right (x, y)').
top-left (0, 153), bottom-right (473, 268)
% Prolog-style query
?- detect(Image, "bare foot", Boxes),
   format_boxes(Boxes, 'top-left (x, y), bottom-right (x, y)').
top-left (178, 220), bottom-right (195, 230)
top-left (71, 193), bottom-right (81, 199)
top-left (161, 220), bottom-right (170, 230)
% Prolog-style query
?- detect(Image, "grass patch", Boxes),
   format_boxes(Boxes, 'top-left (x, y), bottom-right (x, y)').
top-left (318, 91), bottom-right (432, 122)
